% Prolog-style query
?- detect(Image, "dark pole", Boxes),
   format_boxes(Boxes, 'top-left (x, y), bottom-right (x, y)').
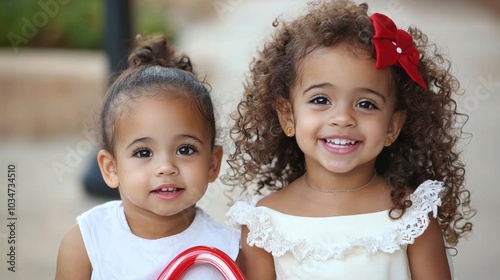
top-left (82, 0), bottom-right (132, 197)
top-left (105, 0), bottom-right (132, 81)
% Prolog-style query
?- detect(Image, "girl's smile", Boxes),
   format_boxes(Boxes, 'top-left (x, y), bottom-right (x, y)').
top-left (151, 183), bottom-right (185, 200)
top-left (285, 44), bottom-right (404, 174)
top-left (321, 136), bottom-right (361, 154)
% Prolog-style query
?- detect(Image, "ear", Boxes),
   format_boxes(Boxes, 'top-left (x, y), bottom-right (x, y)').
top-left (275, 96), bottom-right (295, 135)
top-left (207, 146), bottom-right (223, 182)
top-left (387, 110), bottom-right (407, 142)
top-left (97, 149), bottom-right (120, 188)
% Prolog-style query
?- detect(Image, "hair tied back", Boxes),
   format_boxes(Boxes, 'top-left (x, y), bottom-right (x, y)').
top-left (127, 34), bottom-right (193, 72)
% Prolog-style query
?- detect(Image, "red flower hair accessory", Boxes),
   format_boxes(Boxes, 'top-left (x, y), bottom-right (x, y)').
top-left (370, 13), bottom-right (427, 89)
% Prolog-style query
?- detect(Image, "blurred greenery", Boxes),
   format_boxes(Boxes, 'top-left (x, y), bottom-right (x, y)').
top-left (0, 0), bottom-right (177, 51)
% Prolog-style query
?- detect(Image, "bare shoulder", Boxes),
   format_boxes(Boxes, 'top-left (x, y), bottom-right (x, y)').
top-left (256, 189), bottom-right (283, 207)
top-left (256, 183), bottom-right (295, 207)
top-left (55, 224), bottom-right (92, 280)
top-left (256, 182), bottom-right (301, 213)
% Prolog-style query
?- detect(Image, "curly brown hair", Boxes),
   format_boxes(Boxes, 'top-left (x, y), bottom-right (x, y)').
top-left (222, 0), bottom-right (474, 246)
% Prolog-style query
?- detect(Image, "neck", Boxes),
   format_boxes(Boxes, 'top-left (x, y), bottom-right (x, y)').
top-left (123, 203), bottom-right (196, 239)
top-left (303, 167), bottom-right (377, 193)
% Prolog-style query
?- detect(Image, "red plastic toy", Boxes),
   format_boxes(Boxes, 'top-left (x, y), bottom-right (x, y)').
top-left (157, 246), bottom-right (245, 280)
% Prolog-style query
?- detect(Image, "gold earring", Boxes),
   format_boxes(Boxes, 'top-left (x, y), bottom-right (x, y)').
top-left (385, 137), bottom-right (393, 146)
top-left (285, 127), bottom-right (293, 137)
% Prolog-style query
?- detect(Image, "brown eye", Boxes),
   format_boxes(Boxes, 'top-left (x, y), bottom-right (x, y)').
top-left (134, 149), bottom-right (153, 158)
top-left (177, 145), bottom-right (196, 155)
top-left (310, 96), bottom-right (331, 105)
top-left (357, 100), bottom-right (377, 109)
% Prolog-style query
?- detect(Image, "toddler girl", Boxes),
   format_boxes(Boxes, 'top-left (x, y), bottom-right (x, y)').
top-left (56, 34), bottom-right (239, 279)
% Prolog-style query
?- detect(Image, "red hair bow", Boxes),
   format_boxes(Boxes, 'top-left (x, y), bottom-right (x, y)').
top-left (370, 13), bottom-right (427, 89)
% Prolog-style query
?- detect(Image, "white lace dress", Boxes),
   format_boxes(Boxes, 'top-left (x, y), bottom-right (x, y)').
top-left (226, 180), bottom-right (444, 280)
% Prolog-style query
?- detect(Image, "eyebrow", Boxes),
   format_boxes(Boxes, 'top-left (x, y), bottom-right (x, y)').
top-left (127, 137), bottom-right (152, 149)
top-left (303, 82), bottom-right (330, 94)
top-left (179, 134), bottom-right (204, 145)
top-left (303, 83), bottom-right (387, 102)
top-left (126, 135), bottom-right (204, 149)
top-left (358, 87), bottom-right (387, 103)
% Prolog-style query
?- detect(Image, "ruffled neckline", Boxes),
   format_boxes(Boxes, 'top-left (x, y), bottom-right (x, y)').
top-left (226, 180), bottom-right (444, 262)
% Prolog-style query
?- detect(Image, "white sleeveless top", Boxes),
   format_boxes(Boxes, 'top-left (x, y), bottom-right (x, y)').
top-left (226, 180), bottom-right (444, 280)
top-left (77, 201), bottom-right (240, 280)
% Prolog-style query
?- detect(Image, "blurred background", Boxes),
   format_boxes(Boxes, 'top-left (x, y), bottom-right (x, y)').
top-left (0, 0), bottom-right (498, 279)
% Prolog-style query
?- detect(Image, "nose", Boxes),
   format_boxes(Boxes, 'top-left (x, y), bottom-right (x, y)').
top-left (154, 157), bottom-right (179, 176)
top-left (329, 104), bottom-right (356, 128)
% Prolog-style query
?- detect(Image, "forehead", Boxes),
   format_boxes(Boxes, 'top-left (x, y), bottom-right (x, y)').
top-left (116, 95), bottom-right (211, 141)
top-left (295, 45), bottom-right (394, 96)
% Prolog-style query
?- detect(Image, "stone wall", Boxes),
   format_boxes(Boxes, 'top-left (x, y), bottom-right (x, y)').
top-left (0, 49), bottom-right (108, 139)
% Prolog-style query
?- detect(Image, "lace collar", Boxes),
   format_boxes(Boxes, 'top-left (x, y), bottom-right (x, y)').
top-left (226, 180), bottom-right (443, 262)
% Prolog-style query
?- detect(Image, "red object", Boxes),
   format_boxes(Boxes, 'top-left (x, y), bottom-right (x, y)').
top-left (370, 13), bottom-right (427, 89)
top-left (157, 246), bottom-right (245, 280)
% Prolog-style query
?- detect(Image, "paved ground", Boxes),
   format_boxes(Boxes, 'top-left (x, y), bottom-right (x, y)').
top-left (0, 0), bottom-right (499, 279)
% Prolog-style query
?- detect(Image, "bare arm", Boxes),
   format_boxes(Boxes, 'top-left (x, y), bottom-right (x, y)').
top-left (407, 216), bottom-right (451, 280)
top-left (55, 224), bottom-right (92, 280)
top-left (239, 225), bottom-right (276, 280)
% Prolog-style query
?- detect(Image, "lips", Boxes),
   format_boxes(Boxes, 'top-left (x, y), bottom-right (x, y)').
top-left (324, 138), bottom-right (357, 148)
top-left (151, 184), bottom-right (184, 200)
top-left (152, 187), bottom-right (182, 193)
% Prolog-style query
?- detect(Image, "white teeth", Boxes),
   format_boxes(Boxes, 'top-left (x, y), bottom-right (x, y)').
top-left (326, 138), bottom-right (356, 145)
top-left (160, 188), bottom-right (176, 192)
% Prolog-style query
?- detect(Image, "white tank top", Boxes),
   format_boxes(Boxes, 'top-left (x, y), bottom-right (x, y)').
top-left (77, 201), bottom-right (240, 280)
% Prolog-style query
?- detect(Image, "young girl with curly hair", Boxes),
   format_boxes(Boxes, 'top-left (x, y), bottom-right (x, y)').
top-left (55, 34), bottom-right (239, 279)
top-left (225, 0), bottom-right (474, 279)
